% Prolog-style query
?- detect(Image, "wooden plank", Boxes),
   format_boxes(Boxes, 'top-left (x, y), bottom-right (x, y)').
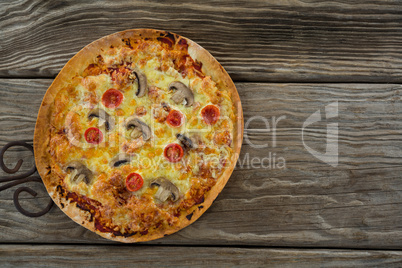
top-left (0, 79), bottom-right (402, 249)
top-left (1, 245), bottom-right (402, 267)
top-left (1, 1), bottom-right (402, 82)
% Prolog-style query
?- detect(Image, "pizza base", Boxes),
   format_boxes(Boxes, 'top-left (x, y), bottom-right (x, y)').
top-left (34, 29), bottom-right (243, 243)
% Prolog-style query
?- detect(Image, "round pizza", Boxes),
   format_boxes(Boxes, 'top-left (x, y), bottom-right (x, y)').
top-left (34, 29), bottom-right (243, 242)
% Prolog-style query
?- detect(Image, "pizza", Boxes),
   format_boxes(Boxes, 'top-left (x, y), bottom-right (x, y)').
top-left (34, 29), bottom-right (243, 242)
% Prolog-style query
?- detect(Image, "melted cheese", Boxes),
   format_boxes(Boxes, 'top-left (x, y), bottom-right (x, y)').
top-left (50, 39), bottom-right (236, 231)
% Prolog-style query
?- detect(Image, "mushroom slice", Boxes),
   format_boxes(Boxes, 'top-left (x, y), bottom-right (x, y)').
top-left (161, 102), bottom-right (171, 112)
top-left (65, 161), bottom-right (93, 184)
top-left (88, 108), bottom-right (115, 131)
top-left (131, 69), bottom-right (148, 97)
top-left (169, 81), bottom-right (194, 107)
top-left (176, 133), bottom-right (194, 149)
top-left (125, 117), bottom-right (151, 141)
top-left (150, 177), bottom-right (180, 202)
top-left (110, 153), bottom-right (132, 167)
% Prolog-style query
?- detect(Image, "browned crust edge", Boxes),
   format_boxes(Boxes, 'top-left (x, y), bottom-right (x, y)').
top-left (34, 29), bottom-right (244, 243)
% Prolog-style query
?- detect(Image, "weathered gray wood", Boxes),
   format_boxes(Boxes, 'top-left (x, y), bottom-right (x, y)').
top-left (1, 245), bottom-right (402, 268)
top-left (2, 1), bottom-right (402, 82)
top-left (0, 79), bottom-right (401, 249)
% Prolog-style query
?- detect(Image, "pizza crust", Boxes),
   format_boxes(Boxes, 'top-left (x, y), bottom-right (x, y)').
top-left (34, 29), bottom-right (243, 243)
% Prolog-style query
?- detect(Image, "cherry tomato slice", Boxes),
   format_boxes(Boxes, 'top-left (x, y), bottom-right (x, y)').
top-left (166, 110), bottom-right (183, 127)
top-left (164, 143), bottom-right (184, 162)
top-left (84, 127), bottom-right (103, 144)
top-left (102, 88), bottom-right (123, 108)
top-left (126, 173), bottom-right (144, 192)
top-left (201, 105), bottom-right (220, 125)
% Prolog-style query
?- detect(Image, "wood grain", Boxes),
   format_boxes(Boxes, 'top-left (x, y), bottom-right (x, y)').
top-left (1, 0), bottom-right (402, 82)
top-left (1, 245), bottom-right (402, 267)
top-left (0, 79), bottom-right (401, 249)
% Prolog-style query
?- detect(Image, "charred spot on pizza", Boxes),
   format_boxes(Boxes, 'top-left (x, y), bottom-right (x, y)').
top-left (198, 205), bottom-right (204, 210)
top-left (186, 212), bottom-right (194, 221)
top-left (56, 185), bottom-right (65, 197)
top-left (157, 32), bottom-right (176, 48)
top-left (96, 55), bottom-right (103, 62)
top-left (122, 232), bottom-right (137, 238)
top-left (122, 38), bottom-right (133, 49)
top-left (165, 32), bottom-right (176, 42)
top-left (56, 128), bottom-right (66, 135)
top-left (46, 165), bottom-right (52, 175)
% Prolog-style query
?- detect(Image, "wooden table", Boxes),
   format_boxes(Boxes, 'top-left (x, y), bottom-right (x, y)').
top-left (1, 0), bottom-right (402, 266)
